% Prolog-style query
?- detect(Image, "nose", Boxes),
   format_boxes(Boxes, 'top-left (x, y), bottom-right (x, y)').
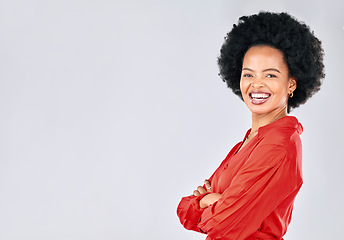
top-left (251, 75), bottom-right (265, 88)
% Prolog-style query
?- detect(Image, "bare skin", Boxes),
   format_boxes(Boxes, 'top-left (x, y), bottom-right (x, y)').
top-left (193, 180), bottom-right (221, 208)
top-left (237, 45), bottom-right (297, 152)
top-left (241, 46), bottom-right (296, 133)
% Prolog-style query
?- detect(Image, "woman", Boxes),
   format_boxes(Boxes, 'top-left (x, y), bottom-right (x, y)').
top-left (177, 12), bottom-right (325, 240)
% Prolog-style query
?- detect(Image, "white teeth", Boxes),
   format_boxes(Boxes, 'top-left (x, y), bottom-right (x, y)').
top-left (251, 93), bottom-right (270, 99)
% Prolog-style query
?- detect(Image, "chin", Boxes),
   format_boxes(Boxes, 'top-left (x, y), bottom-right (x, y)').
top-left (248, 107), bottom-right (271, 115)
top-left (245, 101), bottom-right (275, 115)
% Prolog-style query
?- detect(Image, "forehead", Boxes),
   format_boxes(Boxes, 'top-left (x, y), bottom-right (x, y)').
top-left (242, 45), bottom-right (288, 70)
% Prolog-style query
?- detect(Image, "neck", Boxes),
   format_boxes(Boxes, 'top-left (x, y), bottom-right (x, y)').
top-left (250, 106), bottom-right (288, 133)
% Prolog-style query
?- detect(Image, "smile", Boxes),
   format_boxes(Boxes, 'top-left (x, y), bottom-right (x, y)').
top-left (249, 92), bottom-right (271, 105)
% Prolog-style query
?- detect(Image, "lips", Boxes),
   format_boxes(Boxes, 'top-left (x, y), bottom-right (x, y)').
top-left (249, 91), bottom-right (271, 105)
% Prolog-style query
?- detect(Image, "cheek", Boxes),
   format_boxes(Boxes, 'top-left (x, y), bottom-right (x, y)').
top-left (272, 83), bottom-right (289, 99)
top-left (277, 82), bottom-right (290, 94)
top-left (240, 79), bottom-right (250, 95)
top-left (239, 78), bottom-right (246, 91)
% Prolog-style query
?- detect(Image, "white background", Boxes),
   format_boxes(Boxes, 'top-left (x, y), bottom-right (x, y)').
top-left (0, 0), bottom-right (343, 239)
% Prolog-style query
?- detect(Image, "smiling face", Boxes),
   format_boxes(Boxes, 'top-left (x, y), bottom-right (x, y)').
top-left (240, 45), bottom-right (297, 117)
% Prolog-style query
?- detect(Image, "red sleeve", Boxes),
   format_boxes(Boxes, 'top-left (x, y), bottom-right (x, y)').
top-left (176, 192), bottom-right (209, 233)
top-left (176, 143), bottom-right (242, 233)
top-left (198, 144), bottom-right (303, 239)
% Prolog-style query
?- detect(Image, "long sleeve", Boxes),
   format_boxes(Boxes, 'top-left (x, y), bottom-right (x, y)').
top-left (176, 192), bottom-right (209, 233)
top-left (177, 142), bottom-right (242, 233)
top-left (198, 143), bottom-right (303, 239)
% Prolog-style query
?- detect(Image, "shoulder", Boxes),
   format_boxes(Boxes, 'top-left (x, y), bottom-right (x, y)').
top-left (245, 116), bottom-right (303, 164)
top-left (257, 116), bottom-right (303, 149)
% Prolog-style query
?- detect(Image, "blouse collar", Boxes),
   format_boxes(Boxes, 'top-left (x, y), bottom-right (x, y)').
top-left (257, 116), bottom-right (303, 136)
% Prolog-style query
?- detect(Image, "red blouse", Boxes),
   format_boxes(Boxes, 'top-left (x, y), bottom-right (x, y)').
top-left (177, 116), bottom-right (303, 240)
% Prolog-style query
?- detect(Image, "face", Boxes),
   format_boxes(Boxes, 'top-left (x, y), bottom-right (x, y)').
top-left (240, 45), bottom-right (296, 117)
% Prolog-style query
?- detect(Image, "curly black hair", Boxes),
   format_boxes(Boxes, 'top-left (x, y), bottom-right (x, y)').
top-left (218, 12), bottom-right (325, 111)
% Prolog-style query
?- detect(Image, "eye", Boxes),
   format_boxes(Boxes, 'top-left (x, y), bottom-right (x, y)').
top-left (243, 73), bottom-right (253, 78)
top-left (266, 74), bottom-right (277, 78)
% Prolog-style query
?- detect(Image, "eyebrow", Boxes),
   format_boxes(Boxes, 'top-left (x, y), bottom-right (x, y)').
top-left (242, 67), bottom-right (281, 73)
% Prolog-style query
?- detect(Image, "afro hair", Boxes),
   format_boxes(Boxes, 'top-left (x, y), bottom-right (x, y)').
top-left (218, 12), bottom-right (325, 112)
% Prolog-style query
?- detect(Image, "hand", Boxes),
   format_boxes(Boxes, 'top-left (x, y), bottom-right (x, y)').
top-left (193, 179), bottom-right (212, 196)
top-left (193, 180), bottom-right (221, 208)
top-left (199, 193), bottom-right (221, 208)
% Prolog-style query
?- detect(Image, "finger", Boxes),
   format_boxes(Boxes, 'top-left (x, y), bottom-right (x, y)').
top-left (204, 179), bottom-right (212, 192)
top-left (197, 186), bottom-right (207, 194)
top-left (193, 190), bottom-right (200, 196)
